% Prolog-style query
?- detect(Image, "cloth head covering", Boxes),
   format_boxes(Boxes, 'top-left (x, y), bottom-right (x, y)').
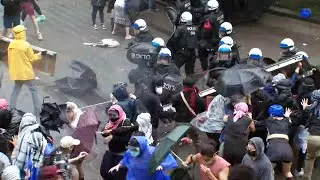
top-left (272, 73), bottom-right (286, 84)
top-left (112, 86), bottom-right (129, 101)
top-left (105, 105), bottom-right (126, 130)
top-left (233, 102), bottom-right (248, 122)
top-left (66, 102), bottom-right (83, 129)
top-left (310, 90), bottom-right (320, 119)
top-left (12, 25), bottom-right (26, 40)
top-left (268, 104), bottom-right (284, 117)
top-left (1, 165), bottom-right (21, 180)
top-left (136, 113), bottom-right (153, 144)
top-left (298, 78), bottom-right (315, 97)
top-left (0, 99), bottom-right (8, 110)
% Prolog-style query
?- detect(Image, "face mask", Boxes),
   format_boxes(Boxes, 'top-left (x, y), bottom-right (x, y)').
top-left (129, 149), bottom-right (140, 157)
top-left (246, 149), bottom-right (256, 157)
top-left (155, 87), bottom-right (163, 95)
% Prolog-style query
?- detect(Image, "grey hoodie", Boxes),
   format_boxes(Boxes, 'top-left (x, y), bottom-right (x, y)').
top-left (242, 137), bottom-right (274, 180)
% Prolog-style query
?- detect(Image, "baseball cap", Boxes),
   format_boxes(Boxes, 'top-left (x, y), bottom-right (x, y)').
top-left (60, 136), bottom-right (80, 149)
top-left (0, 99), bottom-right (8, 110)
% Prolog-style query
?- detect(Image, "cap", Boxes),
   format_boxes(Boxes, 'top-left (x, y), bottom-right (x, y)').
top-left (60, 136), bottom-right (80, 149)
top-left (0, 99), bottom-right (8, 110)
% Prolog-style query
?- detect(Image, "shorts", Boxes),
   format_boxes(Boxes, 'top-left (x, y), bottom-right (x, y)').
top-left (3, 15), bottom-right (20, 29)
top-left (20, 2), bottom-right (35, 16)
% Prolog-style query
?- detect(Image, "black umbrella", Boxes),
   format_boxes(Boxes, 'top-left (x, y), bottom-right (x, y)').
top-left (215, 64), bottom-right (271, 97)
top-left (55, 60), bottom-right (97, 96)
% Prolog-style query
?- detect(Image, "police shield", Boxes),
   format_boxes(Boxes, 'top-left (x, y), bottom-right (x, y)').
top-left (160, 73), bottom-right (183, 104)
top-left (126, 42), bottom-right (158, 66)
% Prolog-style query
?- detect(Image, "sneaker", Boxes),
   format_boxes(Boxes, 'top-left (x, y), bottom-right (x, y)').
top-left (92, 24), bottom-right (98, 30)
top-left (294, 169), bottom-right (304, 177)
top-left (36, 15), bottom-right (46, 22)
top-left (37, 32), bottom-right (43, 41)
top-left (101, 24), bottom-right (107, 30)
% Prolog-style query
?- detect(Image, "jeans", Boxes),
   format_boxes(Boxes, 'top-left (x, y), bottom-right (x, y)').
top-left (9, 80), bottom-right (40, 116)
top-left (303, 135), bottom-right (320, 180)
top-left (21, 0), bottom-right (42, 21)
top-left (92, 6), bottom-right (105, 25)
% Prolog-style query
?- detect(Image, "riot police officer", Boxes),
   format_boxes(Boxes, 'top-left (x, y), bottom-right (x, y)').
top-left (155, 48), bottom-right (181, 76)
top-left (279, 38), bottom-right (298, 61)
top-left (247, 48), bottom-right (265, 67)
top-left (211, 44), bottom-right (235, 68)
top-left (128, 19), bottom-right (154, 48)
top-left (174, 11), bottom-right (199, 75)
top-left (198, 0), bottom-right (224, 70)
top-left (219, 36), bottom-right (240, 63)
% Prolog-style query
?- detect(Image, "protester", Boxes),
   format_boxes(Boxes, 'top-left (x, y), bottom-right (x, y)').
top-left (301, 90), bottom-right (320, 180)
top-left (21, 0), bottom-right (46, 24)
top-left (242, 137), bottom-right (274, 180)
top-left (184, 143), bottom-right (230, 180)
top-left (109, 136), bottom-right (177, 179)
top-left (91, 0), bottom-right (107, 30)
top-left (20, 0), bottom-right (43, 40)
top-left (112, 83), bottom-right (137, 123)
top-left (38, 165), bottom-right (63, 180)
top-left (1, 165), bottom-right (21, 180)
top-left (256, 105), bottom-right (293, 179)
top-left (228, 165), bottom-right (255, 180)
top-left (112, 0), bottom-right (132, 39)
top-left (11, 113), bottom-right (47, 178)
top-left (66, 102), bottom-right (99, 180)
top-left (172, 76), bottom-right (206, 149)
top-left (8, 25), bottom-right (42, 116)
top-left (200, 95), bottom-right (229, 148)
top-left (1, 0), bottom-right (21, 38)
top-left (100, 104), bottom-right (132, 180)
top-left (57, 136), bottom-right (88, 180)
top-left (138, 75), bottom-right (174, 144)
top-left (222, 102), bottom-right (255, 165)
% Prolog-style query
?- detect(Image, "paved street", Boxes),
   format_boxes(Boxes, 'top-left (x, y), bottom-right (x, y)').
top-left (0, 0), bottom-right (320, 179)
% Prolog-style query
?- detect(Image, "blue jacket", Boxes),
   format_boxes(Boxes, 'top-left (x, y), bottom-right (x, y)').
top-left (120, 136), bottom-right (177, 180)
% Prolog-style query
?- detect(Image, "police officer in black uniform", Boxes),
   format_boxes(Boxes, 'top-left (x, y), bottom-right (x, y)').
top-left (198, 0), bottom-right (224, 70)
top-left (174, 11), bottom-right (199, 76)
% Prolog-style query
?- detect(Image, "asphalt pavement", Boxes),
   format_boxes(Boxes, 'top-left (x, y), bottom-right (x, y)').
top-left (0, 0), bottom-right (320, 179)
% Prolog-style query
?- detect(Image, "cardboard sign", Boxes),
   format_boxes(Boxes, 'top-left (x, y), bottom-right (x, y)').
top-left (0, 37), bottom-right (57, 76)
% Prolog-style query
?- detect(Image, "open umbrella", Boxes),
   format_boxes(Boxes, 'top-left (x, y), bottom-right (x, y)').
top-left (55, 60), bottom-right (97, 96)
top-left (215, 64), bottom-right (271, 97)
top-left (149, 125), bottom-right (190, 174)
top-left (70, 106), bottom-right (100, 158)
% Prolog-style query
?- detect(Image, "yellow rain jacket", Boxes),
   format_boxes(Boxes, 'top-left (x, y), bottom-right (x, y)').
top-left (8, 25), bottom-right (41, 81)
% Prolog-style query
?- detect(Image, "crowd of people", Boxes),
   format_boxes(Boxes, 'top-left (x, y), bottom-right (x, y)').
top-left (0, 0), bottom-right (320, 180)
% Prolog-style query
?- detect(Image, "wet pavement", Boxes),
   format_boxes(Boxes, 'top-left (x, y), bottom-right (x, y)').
top-left (0, 0), bottom-right (320, 179)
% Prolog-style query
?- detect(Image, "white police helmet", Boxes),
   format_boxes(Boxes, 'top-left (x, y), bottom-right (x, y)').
top-left (219, 36), bottom-right (234, 47)
top-left (158, 48), bottom-right (172, 57)
top-left (207, 0), bottom-right (219, 11)
top-left (248, 48), bottom-right (263, 60)
top-left (133, 19), bottom-right (147, 31)
top-left (296, 51), bottom-right (309, 60)
top-left (152, 37), bottom-right (165, 48)
top-left (180, 11), bottom-right (193, 23)
top-left (280, 38), bottom-right (295, 51)
top-left (218, 44), bottom-right (232, 53)
top-left (219, 22), bottom-right (233, 38)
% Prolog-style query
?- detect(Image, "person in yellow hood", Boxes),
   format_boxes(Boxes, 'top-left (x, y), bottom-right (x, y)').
top-left (8, 25), bottom-right (42, 116)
